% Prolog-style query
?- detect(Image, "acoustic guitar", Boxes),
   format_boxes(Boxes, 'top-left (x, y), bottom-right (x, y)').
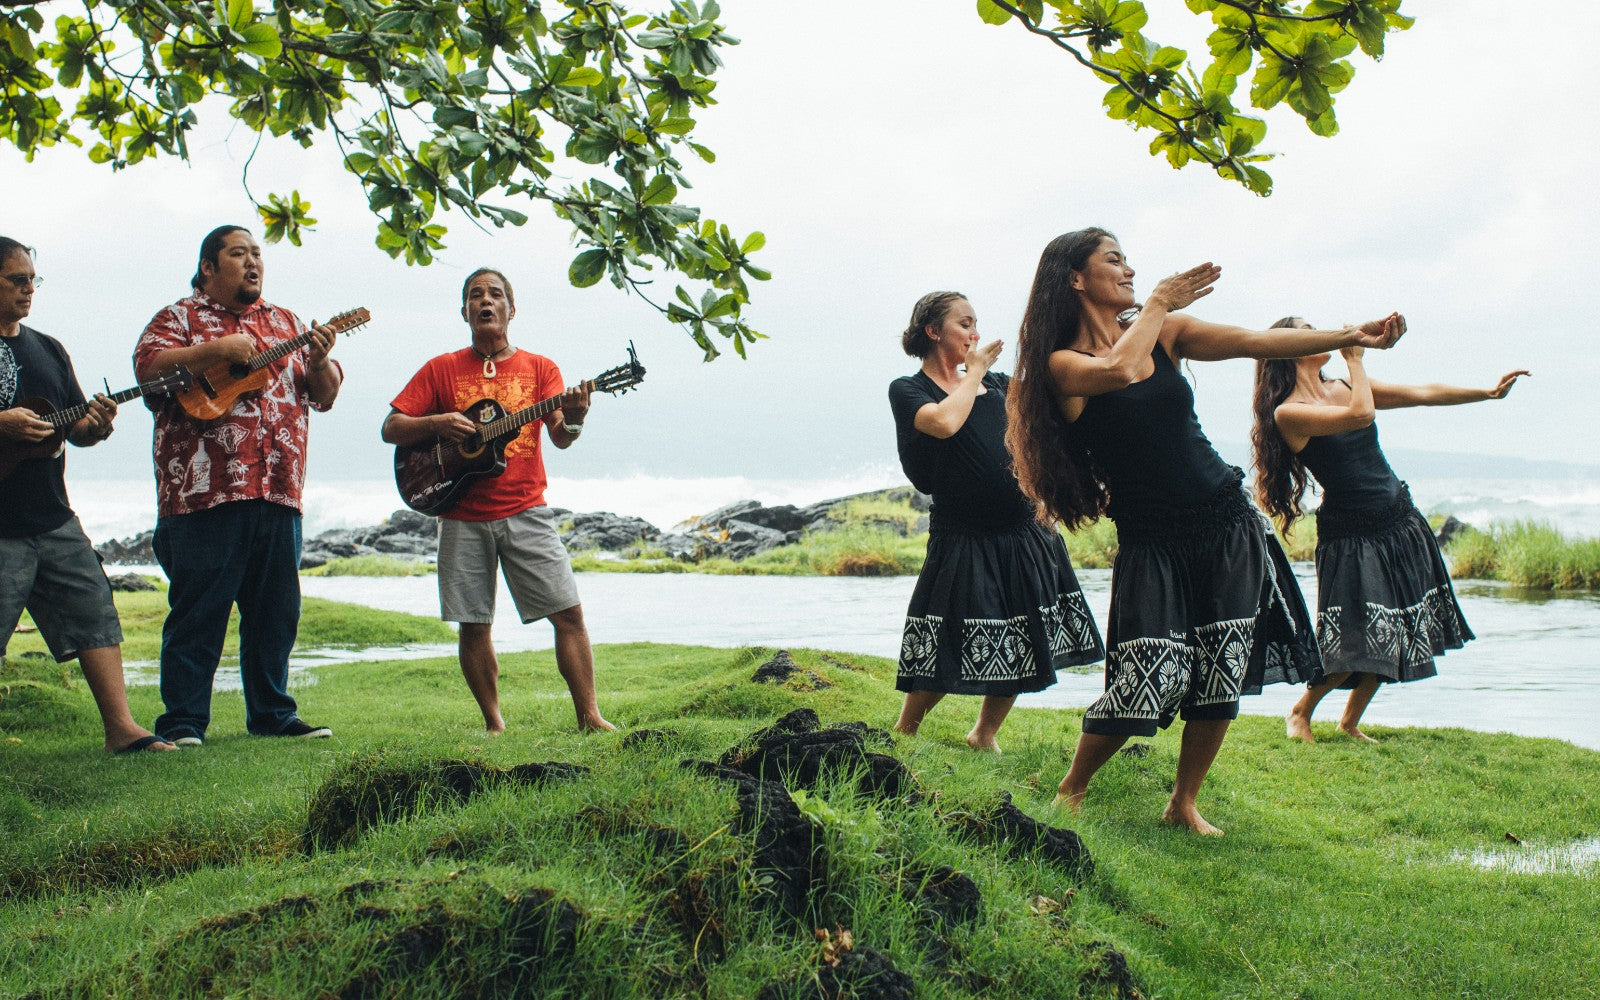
top-left (394, 345), bottom-right (646, 516)
top-left (176, 307), bottom-right (371, 420)
top-left (0, 367), bottom-right (195, 482)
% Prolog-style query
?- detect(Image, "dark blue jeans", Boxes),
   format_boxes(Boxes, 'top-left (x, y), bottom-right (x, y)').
top-left (152, 500), bottom-right (303, 739)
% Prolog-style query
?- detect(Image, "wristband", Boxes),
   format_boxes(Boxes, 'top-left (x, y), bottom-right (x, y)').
top-left (564, 422), bottom-right (583, 436)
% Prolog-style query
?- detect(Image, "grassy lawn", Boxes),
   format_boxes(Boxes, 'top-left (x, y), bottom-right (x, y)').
top-left (2, 597), bottom-right (1596, 997)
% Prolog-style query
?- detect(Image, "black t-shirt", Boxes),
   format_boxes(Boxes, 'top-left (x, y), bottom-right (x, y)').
top-left (0, 325), bottom-right (85, 538)
top-left (888, 370), bottom-right (1033, 525)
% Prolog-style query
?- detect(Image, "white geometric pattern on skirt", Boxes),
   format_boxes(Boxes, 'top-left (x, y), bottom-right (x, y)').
top-left (1318, 584), bottom-right (1459, 669)
top-left (899, 592), bottom-right (1097, 683)
top-left (899, 614), bottom-right (941, 678)
top-left (1086, 616), bottom-right (1255, 723)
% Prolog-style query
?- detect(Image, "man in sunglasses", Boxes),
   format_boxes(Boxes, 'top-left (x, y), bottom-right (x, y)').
top-left (0, 235), bottom-right (173, 754)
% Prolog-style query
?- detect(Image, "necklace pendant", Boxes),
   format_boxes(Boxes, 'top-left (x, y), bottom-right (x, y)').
top-left (483, 358), bottom-right (497, 379)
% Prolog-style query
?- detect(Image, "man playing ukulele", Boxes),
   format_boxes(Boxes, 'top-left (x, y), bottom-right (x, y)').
top-left (133, 225), bottom-right (341, 747)
top-left (382, 267), bottom-right (613, 734)
top-left (0, 235), bottom-right (172, 754)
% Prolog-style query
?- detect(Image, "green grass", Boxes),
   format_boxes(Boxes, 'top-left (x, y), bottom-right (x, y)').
top-left (3, 591), bottom-right (455, 665)
top-left (302, 554), bottom-right (436, 577)
top-left (1444, 520), bottom-right (1600, 590)
top-left (2, 595), bottom-right (1597, 997)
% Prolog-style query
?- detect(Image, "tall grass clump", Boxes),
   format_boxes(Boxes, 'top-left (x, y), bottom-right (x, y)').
top-left (1447, 520), bottom-right (1600, 589)
top-left (714, 525), bottom-right (924, 577)
top-left (302, 554), bottom-right (436, 577)
top-left (1061, 518), bottom-right (1119, 569)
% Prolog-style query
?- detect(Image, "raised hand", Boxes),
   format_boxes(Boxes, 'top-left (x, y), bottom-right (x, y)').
top-left (306, 323), bottom-right (337, 370)
top-left (1146, 262), bottom-right (1221, 312)
top-left (82, 393), bottom-right (117, 441)
top-left (964, 338), bottom-right (1004, 377)
top-left (561, 382), bottom-right (592, 425)
top-left (1486, 369), bottom-right (1531, 400)
top-left (1353, 312), bottom-right (1406, 350)
top-left (1340, 342), bottom-right (1365, 362)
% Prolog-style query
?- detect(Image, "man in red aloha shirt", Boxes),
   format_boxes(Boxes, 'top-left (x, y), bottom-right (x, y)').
top-left (382, 267), bottom-right (613, 735)
top-left (134, 225), bottom-right (342, 747)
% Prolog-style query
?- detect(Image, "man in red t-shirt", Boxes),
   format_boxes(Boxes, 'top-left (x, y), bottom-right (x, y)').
top-left (383, 267), bottom-right (612, 734)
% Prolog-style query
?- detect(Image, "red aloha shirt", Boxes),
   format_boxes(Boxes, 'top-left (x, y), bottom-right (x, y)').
top-left (134, 291), bottom-right (340, 518)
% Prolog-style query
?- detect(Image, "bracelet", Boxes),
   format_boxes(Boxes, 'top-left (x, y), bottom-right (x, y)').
top-left (564, 422), bottom-right (583, 436)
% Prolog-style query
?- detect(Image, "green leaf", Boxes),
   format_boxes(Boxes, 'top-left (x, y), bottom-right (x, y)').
top-left (640, 174), bottom-right (677, 205)
top-left (238, 23), bottom-right (281, 59)
top-left (975, 0), bottom-right (1012, 26)
top-left (568, 249), bottom-right (609, 288)
top-left (562, 67), bottom-right (603, 87)
top-left (226, 0), bottom-right (254, 33)
top-left (739, 231), bottom-right (765, 254)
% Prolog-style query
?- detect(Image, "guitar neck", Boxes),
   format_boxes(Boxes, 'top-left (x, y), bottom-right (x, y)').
top-left (45, 382), bottom-right (154, 429)
top-left (475, 381), bottom-right (591, 443)
top-left (247, 329), bottom-right (317, 372)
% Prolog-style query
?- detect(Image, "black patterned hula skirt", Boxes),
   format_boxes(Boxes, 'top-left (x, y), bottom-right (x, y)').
top-left (898, 511), bottom-right (1104, 697)
top-left (1082, 479), bottom-right (1322, 737)
top-left (1312, 485), bottom-right (1473, 687)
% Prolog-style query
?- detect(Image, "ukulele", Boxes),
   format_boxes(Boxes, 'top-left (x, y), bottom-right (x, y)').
top-left (394, 345), bottom-right (646, 516)
top-left (176, 307), bottom-right (371, 420)
top-left (0, 367), bottom-right (195, 482)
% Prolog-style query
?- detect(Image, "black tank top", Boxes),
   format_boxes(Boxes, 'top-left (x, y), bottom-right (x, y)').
top-left (1298, 422), bottom-right (1402, 513)
top-left (1073, 346), bottom-right (1236, 514)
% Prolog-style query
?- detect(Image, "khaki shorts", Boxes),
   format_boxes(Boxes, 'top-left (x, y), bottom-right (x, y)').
top-left (437, 506), bottom-right (580, 624)
top-left (0, 517), bottom-right (124, 662)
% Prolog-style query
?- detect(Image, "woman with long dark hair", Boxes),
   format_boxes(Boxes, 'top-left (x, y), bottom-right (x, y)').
top-left (890, 292), bottom-right (1104, 751)
top-left (1006, 228), bottom-right (1404, 834)
top-left (1252, 319), bottom-right (1526, 743)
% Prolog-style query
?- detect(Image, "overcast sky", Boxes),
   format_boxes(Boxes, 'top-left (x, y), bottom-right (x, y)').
top-left (4, 0), bottom-right (1596, 494)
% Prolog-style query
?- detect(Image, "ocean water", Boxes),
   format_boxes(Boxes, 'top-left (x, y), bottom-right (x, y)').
top-left (65, 470), bottom-right (1600, 544)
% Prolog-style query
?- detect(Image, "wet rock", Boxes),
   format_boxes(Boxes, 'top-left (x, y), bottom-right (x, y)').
top-left (619, 727), bottom-right (674, 750)
top-left (305, 757), bottom-right (588, 851)
top-left (974, 792), bottom-right (1094, 880)
top-left (757, 942), bottom-right (917, 1000)
top-left (1084, 940), bottom-right (1140, 998)
top-left (1436, 515), bottom-right (1468, 548)
top-left (684, 760), bottom-right (822, 920)
top-left (720, 710), bottom-right (914, 801)
top-left (96, 530), bottom-right (154, 565)
top-left (107, 573), bottom-right (158, 592)
top-left (751, 650), bottom-right (831, 689)
top-left (556, 510), bottom-right (660, 551)
top-left (904, 864), bottom-right (982, 928)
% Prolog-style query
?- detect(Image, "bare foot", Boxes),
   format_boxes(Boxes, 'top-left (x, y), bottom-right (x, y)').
top-left (965, 732), bottom-right (1001, 753)
top-left (1049, 791), bottom-right (1084, 813)
top-left (892, 722), bottom-right (918, 737)
top-left (1285, 709), bottom-right (1316, 745)
top-left (485, 722), bottom-right (506, 735)
top-left (1161, 801), bottom-right (1224, 836)
top-left (579, 716), bottom-right (617, 733)
top-left (1339, 725), bottom-right (1379, 744)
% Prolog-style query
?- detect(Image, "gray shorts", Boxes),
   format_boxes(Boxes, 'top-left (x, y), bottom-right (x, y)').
top-left (0, 516), bottom-right (124, 662)
top-left (437, 506), bottom-right (580, 624)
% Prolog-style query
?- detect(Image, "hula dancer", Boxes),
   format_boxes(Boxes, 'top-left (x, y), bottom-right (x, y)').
top-left (1253, 318), bottom-right (1526, 743)
top-left (1005, 227), bottom-right (1404, 834)
top-left (890, 292), bottom-right (1103, 752)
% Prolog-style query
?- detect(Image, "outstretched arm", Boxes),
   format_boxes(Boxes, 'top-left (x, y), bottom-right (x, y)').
top-left (1173, 312), bottom-right (1406, 362)
top-left (1274, 348), bottom-right (1374, 452)
top-left (1372, 370), bottom-right (1530, 409)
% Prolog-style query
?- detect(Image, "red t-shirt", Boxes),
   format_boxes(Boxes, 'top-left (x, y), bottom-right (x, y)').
top-left (390, 348), bottom-right (564, 521)
top-left (135, 292), bottom-right (338, 518)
